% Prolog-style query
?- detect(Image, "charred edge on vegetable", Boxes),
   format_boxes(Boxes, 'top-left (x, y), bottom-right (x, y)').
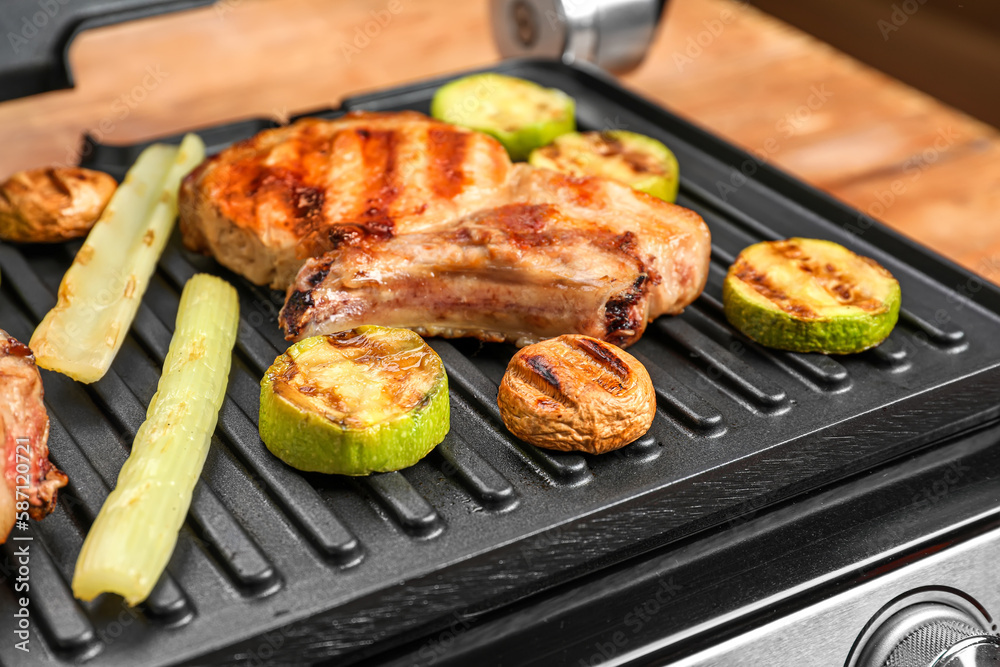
top-left (512, 354), bottom-right (571, 407)
top-left (770, 241), bottom-right (885, 312)
top-left (604, 274), bottom-right (648, 343)
top-left (523, 355), bottom-right (562, 393)
top-left (595, 133), bottom-right (665, 175)
top-left (569, 337), bottom-right (629, 380)
top-left (733, 259), bottom-right (818, 320)
top-left (411, 389), bottom-right (436, 414)
top-left (328, 330), bottom-right (358, 341)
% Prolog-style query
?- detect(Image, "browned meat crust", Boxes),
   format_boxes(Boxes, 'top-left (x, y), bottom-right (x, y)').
top-left (179, 111), bottom-right (511, 289)
top-left (279, 164), bottom-right (710, 348)
top-left (281, 203), bottom-right (655, 347)
top-left (1, 330), bottom-right (68, 543)
top-left (179, 111), bottom-right (711, 347)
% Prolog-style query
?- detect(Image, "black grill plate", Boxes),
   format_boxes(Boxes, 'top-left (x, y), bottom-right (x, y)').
top-left (2, 60), bottom-right (999, 667)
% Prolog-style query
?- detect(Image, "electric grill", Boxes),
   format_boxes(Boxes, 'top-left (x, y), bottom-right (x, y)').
top-left (1, 11), bottom-right (1000, 667)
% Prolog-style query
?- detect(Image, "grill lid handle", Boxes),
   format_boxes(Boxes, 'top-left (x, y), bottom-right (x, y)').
top-left (489, 0), bottom-right (667, 73)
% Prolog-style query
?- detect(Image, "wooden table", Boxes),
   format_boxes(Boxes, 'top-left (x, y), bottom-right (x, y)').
top-left (1, 0), bottom-right (997, 282)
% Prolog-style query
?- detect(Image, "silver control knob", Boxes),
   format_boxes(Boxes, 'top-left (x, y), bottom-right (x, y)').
top-left (934, 635), bottom-right (1000, 666)
top-left (489, 0), bottom-right (664, 73)
top-left (857, 603), bottom-right (1000, 667)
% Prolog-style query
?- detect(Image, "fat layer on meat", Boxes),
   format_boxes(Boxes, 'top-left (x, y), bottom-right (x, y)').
top-left (281, 168), bottom-right (710, 348)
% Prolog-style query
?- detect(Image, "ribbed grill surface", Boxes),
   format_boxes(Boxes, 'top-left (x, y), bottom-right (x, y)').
top-left (1, 62), bottom-right (999, 666)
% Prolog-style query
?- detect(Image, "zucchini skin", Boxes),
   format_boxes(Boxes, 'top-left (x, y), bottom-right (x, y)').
top-left (722, 239), bottom-right (901, 354)
top-left (259, 329), bottom-right (450, 476)
top-left (724, 278), bottom-right (900, 354)
top-left (528, 130), bottom-right (680, 202)
top-left (430, 73), bottom-right (576, 161)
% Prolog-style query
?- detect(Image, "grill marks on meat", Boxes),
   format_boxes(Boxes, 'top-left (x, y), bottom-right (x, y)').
top-left (280, 201), bottom-right (662, 347)
top-left (427, 127), bottom-right (471, 199)
top-left (180, 111), bottom-right (711, 347)
top-left (353, 127), bottom-right (400, 232)
top-left (0, 330), bottom-right (67, 543)
top-left (180, 112), bottom-right (510, 288)
top-left (276, 160), bottom-right (709, 348)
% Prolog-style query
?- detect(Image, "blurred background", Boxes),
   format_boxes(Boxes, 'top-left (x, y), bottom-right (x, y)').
top-left (0, 0), bottom-right (997, 280)
top-left (751, 0), bottom-right (1000, 129)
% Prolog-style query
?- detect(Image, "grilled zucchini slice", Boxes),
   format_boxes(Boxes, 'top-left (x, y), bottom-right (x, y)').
top-left (431, 73), bottom-right (575, 161)
top-left (529, 131), bottom-right (680, 202)
top-left (723, 238), bottom-right (901, 354)
top-left (259, 326), bottom-right (449, 475)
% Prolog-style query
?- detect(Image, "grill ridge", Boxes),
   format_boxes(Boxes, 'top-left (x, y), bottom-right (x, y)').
top-left (1, 61), bottom-right (998, 666)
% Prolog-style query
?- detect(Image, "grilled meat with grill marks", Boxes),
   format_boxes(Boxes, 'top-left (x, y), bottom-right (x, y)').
top-left (179, 111), bottom-right (511, 289)
top-left (1, 330), bottom-right (68, 543)
top-left (282, 204), bottom-right (649, 346)
top-left (281, 166), bottom-right (710, 348)
top-left (179, 111), bottom-right (711, 347)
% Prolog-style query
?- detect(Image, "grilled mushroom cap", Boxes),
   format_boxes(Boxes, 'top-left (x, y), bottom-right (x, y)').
top-left (497, 334), bottom-right (655, 454)
top-left (0, 167), bottom-right (116, 243)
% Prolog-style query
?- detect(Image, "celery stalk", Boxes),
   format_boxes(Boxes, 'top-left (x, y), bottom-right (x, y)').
top-left (71, 273), bottom-right (239, 605)
top-left (30, 133), bottom-right (206, 383)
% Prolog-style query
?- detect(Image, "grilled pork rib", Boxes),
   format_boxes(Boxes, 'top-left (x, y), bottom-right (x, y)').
top-left (283, 203), bottom-right (651, 346)
top-left (1, 330), bottom-right (68, 543)
top-left (282, 167), bottom-right (710, 347)
top-left (179, 112), bottom-right (711, 347)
